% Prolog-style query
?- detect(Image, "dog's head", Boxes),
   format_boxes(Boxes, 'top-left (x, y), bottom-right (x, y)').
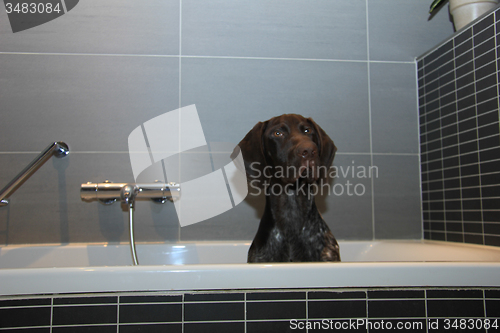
top-left (231, 114), bottom-right (336, 187)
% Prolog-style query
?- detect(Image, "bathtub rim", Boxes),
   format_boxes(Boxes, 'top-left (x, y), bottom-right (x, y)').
top-left (1, 261), bottom-right (500, 297)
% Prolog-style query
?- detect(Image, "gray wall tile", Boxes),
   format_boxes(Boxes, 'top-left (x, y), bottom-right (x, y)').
top-left (370, 62), bottom-right (419, 154)
top-left (0, 0), bottom-right (180, 55)
top-left (321, 154), bottom-right (374, 240)
top-left (0, 54), bottom-right (179, 152)
top-left (182, 0), bottom-right (367, 60)
top-left (373, 155), bottom-right (422, 239)
top-left (181, 58), bottom-right (370, 153)
top-left (368, 0), bottom-right (455, 62)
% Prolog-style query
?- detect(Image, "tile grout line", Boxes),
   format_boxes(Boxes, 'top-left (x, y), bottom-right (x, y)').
top-left (472, 24), bottom-right (486, 246)
top-left (365, 0), bottom-right (375, 241)
top-left (178, 0), bottom-right (183, 242)
top-left (50, 297), bottom-right (54, 333)
top-left (0, 51), bottom-right (415, 65)
top-left (416, 58), bottom-right (425, 241)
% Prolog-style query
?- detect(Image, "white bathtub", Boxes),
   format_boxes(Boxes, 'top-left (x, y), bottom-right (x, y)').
top-left (1, 240), bottom-right (500, 296)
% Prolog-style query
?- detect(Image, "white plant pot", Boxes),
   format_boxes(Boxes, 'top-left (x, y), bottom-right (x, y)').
top-left (449, 0), bottom-right (499, 30)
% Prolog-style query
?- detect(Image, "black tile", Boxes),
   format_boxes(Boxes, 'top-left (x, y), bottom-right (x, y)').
top-left (481, 172), bottom-right (500, 187)
top-left (369, 290), bottom-right (424, 299)
top-left (477, 86), bottom-right (497, 104)
top-left (473, 12), bottom-right (494, 35)
top-left (246, 291), bottom-right (305, 300)
top-left (444, 189), bottom-right (461, 200)
top-left (462, 199), bottom-right (481, 210)
top-left (184, 322), bottom-right (244, 333)
top-left (483, 210), bottom-right (500, 222)
top-left (482, 198), bottom-right (500, 210)
top-left (456, 66), bottom-right (474, 85)
top-left (446, 221), bottom-right (463, 232)
top-left (308, 300), bottom-right (366, 319)
top-left (455, 27), bottom-right (472, 47)
top-left (484, 222), bottom-right (500, 235)
top-left (52, 326), bottom-right (117, 333)
top-left (248, 320), bottom-right (306, 333)
top-left (475, 50), bottom-right (496, 73)
top-left (246, 301), bottom-right (305, 320)
top-left (184, 302), bottom-right (243, 322)
top-left (120, 304), bottom-right (182, 323)
top-left (309, 319), bottom-right (367, 332)
top-left (120, 295), bottom-right (182, 303)
top-left (444, 178), bottom-right (461, 190)
top-left (464, 233), bottom-right (485, 244)
top-left (485, 235), bottom-right (500, 246)
top-left (308, 291), bottom-right (365, 300)
top-left (443, 167), bottom-right (460, 180)
top-left (430, 231), bottom-right (446, 241)
top-left (480, 136), bottom-right (500, 150)
top-left (485, 289), bottom-right (500, 298)
top-left (476, 61), bottom-right (496, 81)
top-left (443, 156), bottom-right (459, 169)
top-left (462, 184), bottom-right (481, 198)
top-left (478, 122), bottom-right (500, 139)
top-left (427, 300), bottom-right (484, 317)
top-left (119, 323), bottom-right (182, 333)
top-left (486, 299), bottom-right (500, 317)
top-left (368, 300), bottom-right (425, 318)
top-left (184, 293), bottom-right (244, 302)
top-left (0, 298), bottom-right (51, 307)
top-left (461, 163), bottom-right (480, 178)
top-left (463, 211), bottom-right (482, 222)
top-left (52, 305), bottom-right (117, 325)
top-left (427, 289), bottom-right (483, 299)
top-left (459, 117), bottom-right (477, 132)
top-left (455, 40), bottom-right (473, 60)
top-left (464, 222), bottom-right (483, 234)
top-left (0, 307), bottom-right (51, 328)
top-left (368, 319), bottom-right (426, 332)
top-left (441, 113), bottom-right (457, 127)
top-left (445, 199), bottom-right (462, 211)
top-left (474, 36), bottom-right (495, 60)
top-left (2, 329), bottom-right (50, 333)
top-left (477, 98), bottom-right (498, 115)
top-left (477, 106), bottom-right (497, 125)
top-left (447, 233), bottom-right (465, 243)
top-left (480, 147), bottom-right (500, 162)
top-left (54, 296), bottom-right (117, 305)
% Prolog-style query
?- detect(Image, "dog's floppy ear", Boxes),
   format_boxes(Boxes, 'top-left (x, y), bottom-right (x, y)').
top-left (308, 117), bottom-right (336, 179)
top-left (231, 121), bottom-right (269, 186)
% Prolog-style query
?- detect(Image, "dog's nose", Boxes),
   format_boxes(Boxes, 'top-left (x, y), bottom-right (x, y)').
top-left (297, 143), bottom-right (316, 158)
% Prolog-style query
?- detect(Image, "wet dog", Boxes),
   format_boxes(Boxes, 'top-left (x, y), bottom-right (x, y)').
top-left (232, 114), bottom-right (340, 263)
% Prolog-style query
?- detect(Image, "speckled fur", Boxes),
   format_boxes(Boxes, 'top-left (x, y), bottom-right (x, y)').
top-left (232, 114), bottom-right (341, 263)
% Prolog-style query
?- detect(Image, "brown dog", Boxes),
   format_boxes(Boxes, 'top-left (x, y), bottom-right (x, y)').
top-left (232, 114), bottom-right (340, 263)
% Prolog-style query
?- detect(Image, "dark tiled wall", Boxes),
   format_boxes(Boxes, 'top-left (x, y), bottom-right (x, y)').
top-left (418, 8), bottom-right (500, 247)
top-left (1, 288), bottom-right (499, 332)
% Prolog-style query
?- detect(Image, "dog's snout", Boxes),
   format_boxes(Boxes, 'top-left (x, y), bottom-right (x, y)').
top-left (297, 143), bottom-right (316, 159)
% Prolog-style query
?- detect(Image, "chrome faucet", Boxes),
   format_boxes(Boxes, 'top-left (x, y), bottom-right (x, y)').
top-left (81, 181), bottom-right (180, 265)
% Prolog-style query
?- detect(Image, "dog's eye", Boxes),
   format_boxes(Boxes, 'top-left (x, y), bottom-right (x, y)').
top-left (274, 131), bottom-right (283, 137)
top-left (304, 128), bottom-right (310, 133)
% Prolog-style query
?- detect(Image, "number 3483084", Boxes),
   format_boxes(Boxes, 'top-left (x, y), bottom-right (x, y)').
top-left (5, 2), bottom-right (62, 14)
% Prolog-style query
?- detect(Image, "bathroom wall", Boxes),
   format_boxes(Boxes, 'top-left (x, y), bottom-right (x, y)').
top-left (0, 0), bottom-right (453, 245)
top-left (418, 6), bottom-right (500, 247)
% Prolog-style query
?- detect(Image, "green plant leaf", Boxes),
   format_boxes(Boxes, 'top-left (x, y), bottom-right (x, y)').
top-left (429, 0), bottom-right (447, 13)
